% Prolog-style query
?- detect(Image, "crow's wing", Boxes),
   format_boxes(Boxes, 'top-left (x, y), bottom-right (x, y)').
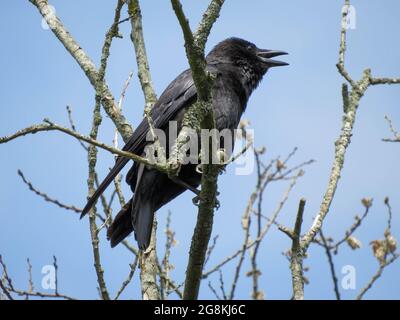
top-left (80, 69), bottom-right (197, 218)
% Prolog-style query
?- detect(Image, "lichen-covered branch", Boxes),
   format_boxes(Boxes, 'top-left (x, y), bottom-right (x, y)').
top-left (168, 0), bottom-right (225, 300)
top-left (125, 0), bottom-right (162, 299)
top-left (170, 0), bottom-right (211, 101)
top-left (140, 217), bottom-right (161, 300)
top-left (86, 98), bottom-right (110, 300)
top-left (86, 1), bottom-right (126, 300)
top-left (194, 0), bottom-right (225, 52)
top-left (369, 77), bottom-right (400, 85)
top-left (127, 0), bottom-right (157, 109)
top-left (183, 162), bottom-right (219, 300)
top-left (290, 199), bottom-right (306, 300)
top-left (0, 120), bottom-right (168, 174)
top-left (301, 68), bottom-right (372, 251)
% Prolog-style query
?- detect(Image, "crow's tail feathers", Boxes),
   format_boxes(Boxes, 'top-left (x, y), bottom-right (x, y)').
top-left (132, 195), bottom-right (155, 251)
top-left (106, 195), bottom-right (155, 250)
top-left (80, 157), bottom-right (129, 219)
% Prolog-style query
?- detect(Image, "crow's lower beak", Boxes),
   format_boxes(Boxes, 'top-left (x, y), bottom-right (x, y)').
top-left (257, 50), bottom-right (289, 67)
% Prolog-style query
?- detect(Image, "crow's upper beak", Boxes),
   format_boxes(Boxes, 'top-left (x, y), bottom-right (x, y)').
top-left (257, 50), bottom-right (289, 67)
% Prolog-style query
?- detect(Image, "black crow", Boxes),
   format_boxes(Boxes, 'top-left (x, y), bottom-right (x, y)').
top-left (80, 37), bottom-right (288, 250)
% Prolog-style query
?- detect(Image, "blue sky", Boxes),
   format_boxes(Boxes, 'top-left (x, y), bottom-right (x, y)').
top-left (0, 0), bottom-right (399, 299)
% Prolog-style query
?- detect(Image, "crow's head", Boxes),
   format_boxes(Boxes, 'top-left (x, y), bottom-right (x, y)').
top-left (207, 37), bottom-right (288, 95)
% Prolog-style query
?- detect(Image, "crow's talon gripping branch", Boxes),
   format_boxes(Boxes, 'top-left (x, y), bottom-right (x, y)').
top-left (192, 195), bottom-right (202, 206)
top-left (195, 163), bottom-right (203, 174)
top-left (214, 198), bottom-right (221, 210)
top-left (192, 195), bottom-right (220, 209)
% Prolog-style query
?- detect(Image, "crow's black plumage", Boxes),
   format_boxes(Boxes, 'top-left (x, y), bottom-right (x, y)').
top-left (80, 37), bottom-right (288, 250)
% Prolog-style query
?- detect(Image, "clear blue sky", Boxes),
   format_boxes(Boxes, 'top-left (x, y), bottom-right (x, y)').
top-left (0, 0), bottom-right (399, 299)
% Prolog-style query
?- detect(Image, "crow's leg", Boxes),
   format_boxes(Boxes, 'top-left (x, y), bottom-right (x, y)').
top-left (170, 176), bottom-right (201, 196)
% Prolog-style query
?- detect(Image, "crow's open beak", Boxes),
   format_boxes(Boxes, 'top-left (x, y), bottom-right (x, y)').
top-left (257, 50), bottom-right (289, 67)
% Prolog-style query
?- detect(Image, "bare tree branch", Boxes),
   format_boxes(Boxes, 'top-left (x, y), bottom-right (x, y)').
top-left (289, 199), bottom-right (306, 300)
top-left (169, 0), bottom-right (225, 300)
top-left (114, 72), bottom-right (134, 149)
top-left (370, 77), bottom-right (400, 85)
top-left (127, 0), bottom-right (157, 109)
top-left (0, 120), bottom-right (168, 173)
top-left (66, 105), bottom-right (88, 151)
top-left (114, 256), bottom-right (139, 300)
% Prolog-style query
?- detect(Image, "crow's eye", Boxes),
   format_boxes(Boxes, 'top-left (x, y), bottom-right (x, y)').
top-left (247, 45), bottom-right (253, 51)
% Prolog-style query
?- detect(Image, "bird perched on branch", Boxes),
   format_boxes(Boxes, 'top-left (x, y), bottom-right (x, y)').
top-left (80, 37), bottom-right (288, 250)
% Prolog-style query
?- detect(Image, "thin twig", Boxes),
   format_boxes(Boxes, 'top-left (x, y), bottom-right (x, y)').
top-left (66, 105), bottom-right (88, 151)
top-left (203, 161), bottom-right (309, 280)
top-left (0, 280), bottom-right (13, 300)
top-left (382, 116), bottom-right (400, 143)
top-left (160, 211), bottom-right (175, 300)
top-left (356, 253), bottom-right (400, 300)
top-left (17, 170), bottom-right (82, 213)
top-left (320, 230), bottom-right (341, 300)
top-left (114, 256), bottom-right (139, 300)
top-left (114, 71), bottom-right (134, 150)
top-left (204, 235), bottom-right (219, 266)
top-left (27, 258), bottom-right (34, 295)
